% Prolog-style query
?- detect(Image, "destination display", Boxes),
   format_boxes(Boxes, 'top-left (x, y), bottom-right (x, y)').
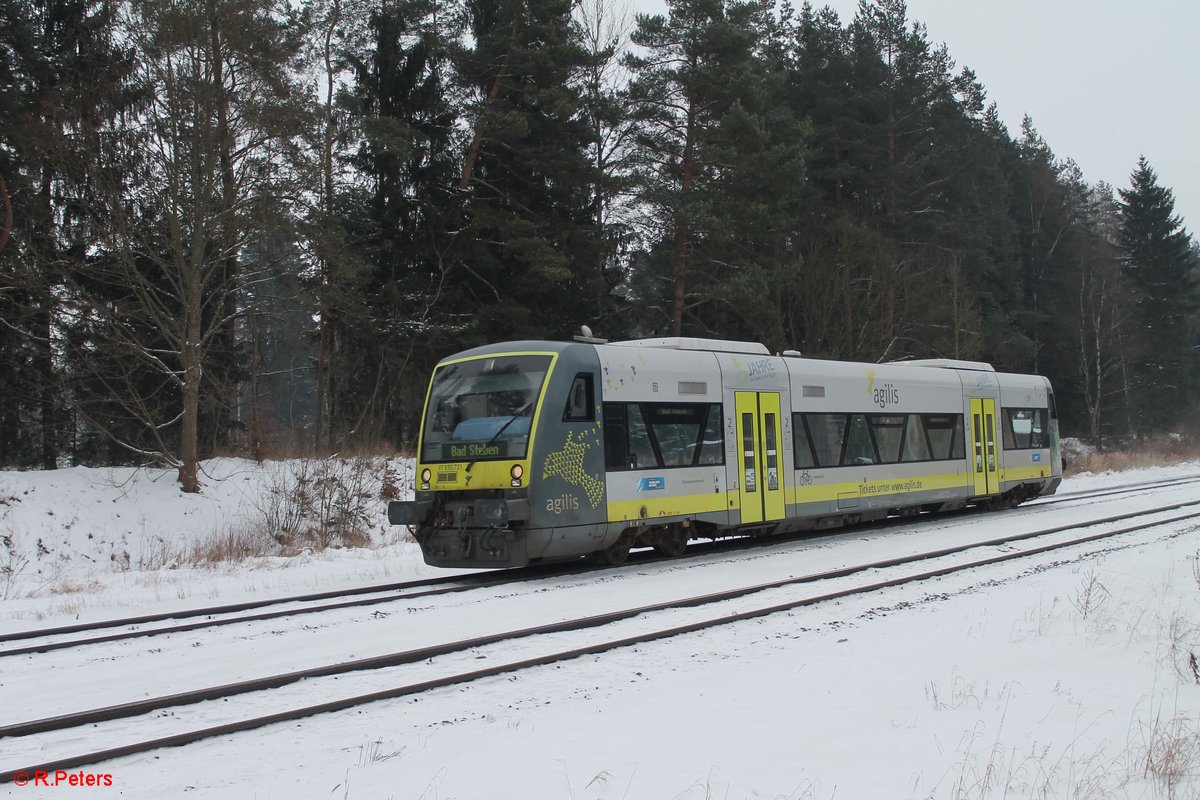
top-left (443, 440), bottom-right (509, 460)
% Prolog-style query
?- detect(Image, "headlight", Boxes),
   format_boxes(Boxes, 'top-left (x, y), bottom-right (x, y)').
top-left (510, 464), bottom-right (523, 480)
top-left (421, 468), bottom-right (431, 482)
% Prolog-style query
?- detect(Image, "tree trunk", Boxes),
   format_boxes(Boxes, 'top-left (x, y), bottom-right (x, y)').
top-left (670, 96), bottom-right (697, 337)
top-left (179, 374), bottom-right (201, 493)
top-left (179, 238), bottom-right (205, 492)
top-left (459, 21), bottom-right (517, 191)
top-left (213, 20), bottom-right (240, 452)
top-left (36, 167), bottom-right (56, 470)
top-left (0, 173), bottom-right (11, 254)
top-left (313, 0), bottom-right (340, 454)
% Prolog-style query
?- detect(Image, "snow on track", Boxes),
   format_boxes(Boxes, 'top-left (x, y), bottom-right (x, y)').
top-left (3, 462), bottom-right (1200, 797)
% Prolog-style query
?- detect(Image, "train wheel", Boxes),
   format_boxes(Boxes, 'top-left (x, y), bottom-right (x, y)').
top-left (653, 529), bottom-right (687, 558)
top-left (593, 542), bottom-right (631, 566)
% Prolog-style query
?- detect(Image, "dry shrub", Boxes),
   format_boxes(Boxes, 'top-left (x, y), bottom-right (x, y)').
top-left (1065, 439), bottom-right (1200, 476)
top-left (188, 523), bottom-right (279, 565)
top-left (943, 732), bottom-right (1122, 800)
top-left (255, 456), bottom-right (389, 552)
top-left (1136, 709), bottom-right (1200, 798)
top-left (1, 532), bottom-right (28, 600)
top-left (1160, 611), bottom-right (1200, 687)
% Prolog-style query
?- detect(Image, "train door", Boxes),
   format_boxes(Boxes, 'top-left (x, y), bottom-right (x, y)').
top-left (969, 397), bottom-right (998, 496)
top-left (735, 391), bottom-right (786, 525)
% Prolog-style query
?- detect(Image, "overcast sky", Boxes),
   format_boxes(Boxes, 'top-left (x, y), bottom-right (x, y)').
top-left (633, 0), bottom-right (1200, 231)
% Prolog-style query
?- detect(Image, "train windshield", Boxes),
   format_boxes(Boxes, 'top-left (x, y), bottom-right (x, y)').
top-left (421, 354), bottom-right (553, 463)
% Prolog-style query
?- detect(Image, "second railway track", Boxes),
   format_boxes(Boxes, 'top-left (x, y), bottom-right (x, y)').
top-left (3, 495), bottom-right (1199, 784)
top-left (4, 472), bottom-right (1198, 659)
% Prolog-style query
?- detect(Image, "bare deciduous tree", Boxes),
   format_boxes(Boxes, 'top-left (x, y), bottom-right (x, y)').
top-left (71, 0), bottom-right (305, 490)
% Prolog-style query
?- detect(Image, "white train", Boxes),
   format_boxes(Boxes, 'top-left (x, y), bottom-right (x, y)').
top-left (388, 336), bottom-right (1062, 567)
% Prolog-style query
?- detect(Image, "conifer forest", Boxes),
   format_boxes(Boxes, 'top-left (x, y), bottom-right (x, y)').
top-left (1, 0), bottom-right (1198, 489)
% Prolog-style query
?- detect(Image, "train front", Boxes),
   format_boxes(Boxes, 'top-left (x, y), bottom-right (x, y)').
top-left (388, 346), bottom-right (561, 568)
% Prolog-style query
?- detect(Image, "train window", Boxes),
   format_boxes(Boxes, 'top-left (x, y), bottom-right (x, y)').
top-left (900, 415), bottom-right (931, 462)
top-left (420, 354), bottom-right (550, 463)
top-left (951, 416), bottom-right (966, 459)
top-left (563, 373), bottom-right (594, 422)
top-left (869, 415), bottom-right (905, 463)
top-left (627, 404), bottom-right (659, 469)
top-left (923, 414), bottom-right (964, 460)
top-left (604, 402), bottom-right (725, 470)
top-left (646, 403), bottom-right (726, 467)
top-left (1001, 412), bottom-right (1016, 449)
top-left (603, 403), bottom-right (628, 470)
top-left (799, 412), bottom-right (969, 466)
top-left (645, 404), bottom-right (708, 467)
top-left (742, 413), bottom-right (757, 491)
top-left (842, 415), bottom-right (876, 465)
top-left (792, 414), bottom-right (816, 468)
top-left (764, 413), bottom-right (779, 490)
top-left (1030, 410), bottom-right (1047, 448)
top-left (806, 414), bottom-right (847, 468)
top-left (1003, 408), bottom-right (1049, 450)
top-left (697, 404), bottom-right (724, 465)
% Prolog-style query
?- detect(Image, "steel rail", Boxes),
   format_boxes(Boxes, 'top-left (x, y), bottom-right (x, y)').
top-left (0, 570), bottom-right (494, 643)
top-left (0, 556), bottom-right (623, 654)
top-left (2, 498), bottom-right (1198, 783)
top-left (1033, 473), bottom-right (1200, 504)
top-left (3, 474), bottom-right (1197, 658)
top-left (0, 572), bottom-right (526, 658)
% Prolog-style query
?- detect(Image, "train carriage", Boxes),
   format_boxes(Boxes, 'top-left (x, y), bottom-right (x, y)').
top-left (388, 336), bottom-right (1062, 568)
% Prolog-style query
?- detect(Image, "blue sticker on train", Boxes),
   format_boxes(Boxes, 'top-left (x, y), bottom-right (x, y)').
top-left (637, 477), bottom-right (666, 491)
top-left (1031, 453), bottom-right (1042, 462)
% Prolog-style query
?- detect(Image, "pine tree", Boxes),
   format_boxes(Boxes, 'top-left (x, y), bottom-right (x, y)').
top-left (453, 0), bottom-right (605, 341)
top-left (575, 0), bottom-right (637, 335)
top-left (1118, 156), bottom-right (1200, 433)
top-left (783, 0), bottom-right (1009, 362)
top-left (336, 0), bottom-right (463, 448)
top-left (624, 0), bottom-right (803, 340)
top-left (1069, 182), bottom-right (1131, 442)
top-left (0, 0), bottom-right (138, 468)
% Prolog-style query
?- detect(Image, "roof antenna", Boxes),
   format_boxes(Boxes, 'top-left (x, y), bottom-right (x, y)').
top-left (573, 324), bottom-right (608, 344)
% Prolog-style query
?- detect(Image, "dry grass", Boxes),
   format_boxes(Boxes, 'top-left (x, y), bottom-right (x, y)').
top-left (1064, 440), bottom-right (1200, 476)
top-left (0, 532), bottom-right (29, 600)
top-left (1133, 706), bottom-right (1200, 799)
top-left (187, 524), bottom-right (280, 565)
top-left (211, 430), bottom-right (415, 463)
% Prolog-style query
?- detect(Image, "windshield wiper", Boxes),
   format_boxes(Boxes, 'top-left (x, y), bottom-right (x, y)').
top-left (465, 401), bottom-right (533, 473)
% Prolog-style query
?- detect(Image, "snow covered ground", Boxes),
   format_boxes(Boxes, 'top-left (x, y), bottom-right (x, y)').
top-left (0, 457), bottom-right (449, 626)
top-left (2, 460), bottom-right (1200, 798)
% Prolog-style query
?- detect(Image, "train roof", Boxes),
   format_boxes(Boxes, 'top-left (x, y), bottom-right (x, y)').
top-left (888, 358), bottom-right (995, 372)
top-left (437, 336), bottom-right (1046, 384)
top-left (608, 337), bottom-right (771, 355)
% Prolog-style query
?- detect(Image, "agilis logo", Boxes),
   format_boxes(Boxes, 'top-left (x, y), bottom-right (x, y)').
top-left (866, 368), bottom-right (900, 409)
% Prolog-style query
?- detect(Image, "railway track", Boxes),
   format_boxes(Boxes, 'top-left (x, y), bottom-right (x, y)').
top-left (3, 472), bottom-right (1197, 660)
top-left (1031, 472), bottom-right (1200, 504)
top-left (3, 494), bottom-right (1199, 784)
top-left (0, 564), bottom-right (553, 657)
